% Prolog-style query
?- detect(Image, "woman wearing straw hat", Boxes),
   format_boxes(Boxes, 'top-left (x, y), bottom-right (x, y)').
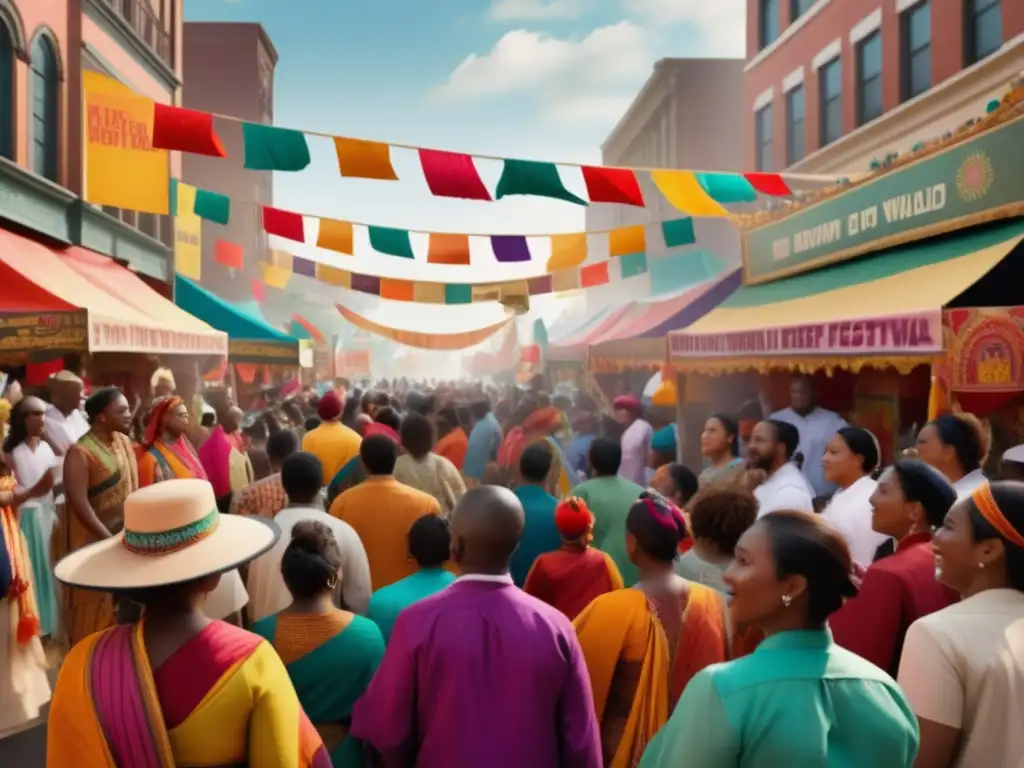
top-left (46, 478), bottom-right (332, 767)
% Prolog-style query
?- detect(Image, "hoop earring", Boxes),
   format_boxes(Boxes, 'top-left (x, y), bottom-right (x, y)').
top-left (781, 594), bottom-right (792, 608)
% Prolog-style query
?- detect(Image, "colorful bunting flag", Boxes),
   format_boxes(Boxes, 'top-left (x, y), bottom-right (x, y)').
top-left (194, 188), bottom-right (230, 225)
top-left (651, 170), bottom-right (729, 217)
top-left (619, 252), bottom-right (648, 278)
top-left (351, 273), bottom-right (381, 294)
top-left (580, 262), bottom-right (609, 288)
top-left (250, 279), bottom-right (265, 302)
top-left (495, 160), bottom-right (587, 206)
top-left (333, 137), bottom-right (399, 180)
top-left (661, 217), bottom-right (696, 248)
top-left (380, 278), bottom-right (414, 301)
top-left (316, 263), bottom-right (351, 287)
top-left (552, 270), bottom-right (580, 292)
top-left (697, 172), bottom-right (757, 203)
top-left (261, 263), bottom-right (291, 289)
top-left (608, 225), bottom-right (646, 258)
top-left (744, 172), bottom-right (793, 196)
top-left (152, 103), bottom-right (226, 157)
top-left (269, 249), bottom-right (293, 270)
top-left (291, 256), bottom-right (317, 278)
top-left (419, 149), bottom-right (491, 200)
top-left (580, 166), bottom-right (645, 206)
top-left (317, 218), bottom-right (354, 255)
top-left (413, 282), bottom-right (446, 303)
top-left (527, 275), bottom-right (553, 295)
top-left (427, 233), bottom-right (472, 265)
top-left (368, 226), bottom-right (415, 259)
top-left (546, 233), bottom-right (588, 272)
top-left (444, 284), bottom-right (473, 305)
top-left (173, 181), bottom-right (202, 280)
top-left (214, 240), bottom-right (243, 269)
top-left (242, 123), bottom-right (311, 171)
top-left (491, 235), bottom-right (532, 263)
top-left (262, 206), bottom-right (306, 242)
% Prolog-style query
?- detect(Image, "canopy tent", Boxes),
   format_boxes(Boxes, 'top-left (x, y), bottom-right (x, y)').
top-left (0, 229), bottom-right (226, 360)
top-left (174, 275), bottom-right (300, 365)
top-left (670, 220), bottom-right (1024, 375)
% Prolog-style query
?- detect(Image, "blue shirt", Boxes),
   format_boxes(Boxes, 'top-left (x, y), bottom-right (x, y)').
top-left (566, 433), bottom-right (595, 477)
top-left (463, 412), bottom-right (502, 480)
top-left (367, 568), bottom-right (457, 644)
top-left (640, 628), bottom-right (919, 767)
top-left (510, 484), bottom-right (561, 587)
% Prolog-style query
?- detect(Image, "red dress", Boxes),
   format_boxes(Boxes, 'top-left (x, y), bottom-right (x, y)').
top-left (524, 545), bottom-right (623, 619)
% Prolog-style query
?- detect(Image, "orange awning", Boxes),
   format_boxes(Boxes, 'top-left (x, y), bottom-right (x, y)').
top-left (0, 229), bottom-right (227, 356)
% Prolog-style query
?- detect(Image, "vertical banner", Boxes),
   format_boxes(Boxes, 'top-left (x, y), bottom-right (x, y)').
top-left (83, 71), bottom-right (169, 214)
top-left (174, 182), bottom-right (202, 280)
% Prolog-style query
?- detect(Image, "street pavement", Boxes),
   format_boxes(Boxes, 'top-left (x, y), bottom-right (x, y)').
top-left (0, 664), bottom-right (57, 765)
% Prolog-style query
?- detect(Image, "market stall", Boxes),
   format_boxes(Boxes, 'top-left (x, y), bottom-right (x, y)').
top-left (669, 103), bottom-right (1024, 465)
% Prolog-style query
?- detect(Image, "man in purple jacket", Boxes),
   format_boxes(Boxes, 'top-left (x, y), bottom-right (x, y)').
top-left (350, 485), bottom-right (602, 768)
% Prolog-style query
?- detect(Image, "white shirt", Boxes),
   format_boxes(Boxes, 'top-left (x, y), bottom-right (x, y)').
top-left (619, 418), bottom-right (653, 486)
top-left (457, 573), bottom-right (513, 585)
top-left (246, 505), bottom-right (372, 622)
top-left (820, 475), bottom-right (890, 566)
top-left (43, 404), bottom-right (89, 456)
top-left (952, 468), bottom-right (987, 500)
top-left (201, 570), bottom-right (249, 621)
top-left (10, 441), bottom-right (57, 509)
top-left (754, 462), bottom-right (815, 517)
top-left (770, 406), bottom-right (847, 497)
top-left (898, 589), bottom-right (1024, 767)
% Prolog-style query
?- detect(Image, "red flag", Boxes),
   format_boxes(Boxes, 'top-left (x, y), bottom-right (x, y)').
top-left (580, 262), bottom-right (610, 288)
top-left (418, 149), bottom-right (491, 200)
top-left (250, 279), bottom-right (265, 302)
top-left (580, 166), bottom-right (645, 206)
top-left (744, 172), bottom-right (792, 196)
top-left (152, 103), bottom-right (226, 157)
top-left (214, 240), bottom-right (243, 269)
top-left (262, 206), bottom-right (305, 242)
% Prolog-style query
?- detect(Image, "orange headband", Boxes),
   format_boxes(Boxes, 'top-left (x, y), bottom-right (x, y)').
top-left (971, 484), bottom-right (1024, 549)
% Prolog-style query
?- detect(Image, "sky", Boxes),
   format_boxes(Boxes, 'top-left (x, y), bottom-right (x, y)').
top-left (182, 0), bottom-right (746, 291)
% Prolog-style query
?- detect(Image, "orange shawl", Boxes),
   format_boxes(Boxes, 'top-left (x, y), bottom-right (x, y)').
top-left (0, 476), bottom-right (40, 643)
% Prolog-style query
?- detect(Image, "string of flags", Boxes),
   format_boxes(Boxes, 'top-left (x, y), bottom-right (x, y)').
top-left (172, 180), bottom-right (700, 273)
top-left (247, 246), bottom-right (724, 306)
top-left (150, 101), bottom-right (806, 216)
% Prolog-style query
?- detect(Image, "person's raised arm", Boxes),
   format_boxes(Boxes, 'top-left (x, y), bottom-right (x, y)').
top-left (63, 448), bottom-right (112, 541)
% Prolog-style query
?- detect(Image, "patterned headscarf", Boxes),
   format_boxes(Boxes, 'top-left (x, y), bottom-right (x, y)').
top-left (555, 496), bottom-right (594, 539)
top-left (144, 395), bottom-right (184, 449)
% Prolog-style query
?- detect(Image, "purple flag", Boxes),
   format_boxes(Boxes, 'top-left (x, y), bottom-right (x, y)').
top-left (292, 256), bottom-right (317, 278)
top-left (491, 235), bottom-right (531, 263)
top-left (350, 273), bottom-right (381, 295)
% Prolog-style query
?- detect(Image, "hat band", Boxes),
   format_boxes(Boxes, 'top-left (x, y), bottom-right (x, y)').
top-left (122, 509), bottom-right (219, 555)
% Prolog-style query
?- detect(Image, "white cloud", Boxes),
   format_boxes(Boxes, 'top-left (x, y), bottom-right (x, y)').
top-left (542, 93), bottom-right (635, 126)
top-left (487, 0), bottom-right (582, 20)
top-left (622, 0), bottom-right (746, 56)
top-left (432, 22), bottom-right (651, 102)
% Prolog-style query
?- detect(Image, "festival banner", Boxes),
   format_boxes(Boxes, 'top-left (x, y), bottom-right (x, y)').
top-left (669, 311), bottom-right (943, 358)
top-left (744, 115), bottom-right (1024, 285)
top-left (944, 306), bottom-right (1024, 393)
top-left (83, 71), bottom-right (169, 214)
top-left (335, 349), bottom-right (372, 377)
top-left (174, 182), bottom-right (202, 280)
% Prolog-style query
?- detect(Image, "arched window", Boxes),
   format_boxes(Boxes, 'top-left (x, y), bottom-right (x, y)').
top-left (0, 21), bottom-right (13, 159)
top-left (30, 34), bottom-right (58, 181)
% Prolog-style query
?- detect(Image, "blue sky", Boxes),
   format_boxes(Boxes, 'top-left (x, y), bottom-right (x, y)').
top-left (183, 0), bottom-right (745, 285)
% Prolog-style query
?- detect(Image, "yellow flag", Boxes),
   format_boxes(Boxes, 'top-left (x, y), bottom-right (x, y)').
top-left (651, 170), bottom-right (728, 217)
top-left (83, 71), bottom-right (169, 214)
top-left (173, 182), bottom-right (201, 280)
top-left (262, 264), bottom-right (292, 289)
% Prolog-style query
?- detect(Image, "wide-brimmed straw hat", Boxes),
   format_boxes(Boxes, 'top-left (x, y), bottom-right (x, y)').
top-left (54, 478), bottom-right (279, 591)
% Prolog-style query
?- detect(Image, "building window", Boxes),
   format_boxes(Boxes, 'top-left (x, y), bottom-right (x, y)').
top-left (965, 0), bottom-right (1001, 64)
top-left (30, 35), bottom-right (59, 182)
top-left (856, 31), bottom-right (883, 126)
top-left (786, 85), bottom-right (805, 165)
top-left (760, 0), bottom-right (780, 48)
top-left (901, 1), bottom-right (931, 101)
top-left (791, 0), bottom-right (815, 20)
top-left (819, 57), bottom-right (842, 147)
top-left (0, 21), bottom-right (13, 159)
top-left (755, 104), bottom-right (773, 172)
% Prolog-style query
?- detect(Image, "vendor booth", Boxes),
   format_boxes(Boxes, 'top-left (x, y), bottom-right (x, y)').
top-left (669, 98), bottom-right (1024, 469)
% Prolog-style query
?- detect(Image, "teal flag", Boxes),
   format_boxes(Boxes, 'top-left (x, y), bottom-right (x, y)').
top-left (444, 284), bottom-right (472, 304)
top-left (696, 172), bottom-right (757, 203)
top-left (495, 159), bottom-right (587, 206)
top-left (368, 226), bottom-right (415, 259)
top-left (242, 123), bottom-right (311, 171)
top-left (662, 217), bottom-right (696, 248)
top-left (619, 252), bottom-right (648, 278)
top-left (194, 188), bottom-right (230, 225)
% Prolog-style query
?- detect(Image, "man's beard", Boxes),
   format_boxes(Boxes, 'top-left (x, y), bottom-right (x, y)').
top-left (747, 453), bottom-right (773, 472)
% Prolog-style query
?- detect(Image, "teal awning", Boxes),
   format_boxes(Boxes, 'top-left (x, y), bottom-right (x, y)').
top-left (174, 276), bottom-right (300, 365)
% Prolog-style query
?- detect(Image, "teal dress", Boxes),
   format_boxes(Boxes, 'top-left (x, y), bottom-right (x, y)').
top-left (252, 613), bottom-right (385, 766)
top-left (367, 568), bottom-right (457, 643)
top-left (640, 628), bottom-right (919, 767)
top-left (510, 484), bottom-right (561, 587)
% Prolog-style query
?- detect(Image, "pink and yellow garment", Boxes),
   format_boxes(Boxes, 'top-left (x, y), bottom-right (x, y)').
top-left (46, 620), bottom-right (330, 767)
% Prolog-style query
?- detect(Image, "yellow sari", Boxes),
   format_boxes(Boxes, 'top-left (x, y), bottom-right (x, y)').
top-left (47, 620), bottom-right (329, 767)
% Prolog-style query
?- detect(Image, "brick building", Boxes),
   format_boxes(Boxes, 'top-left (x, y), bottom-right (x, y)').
top-left (182, 22), bottom-right (277, 303)
top-left (744, 0), bottom-right (1023, 174)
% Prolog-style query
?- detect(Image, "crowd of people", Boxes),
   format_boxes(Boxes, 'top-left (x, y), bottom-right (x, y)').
top-left (0, 369), bottom-right (1021, 766)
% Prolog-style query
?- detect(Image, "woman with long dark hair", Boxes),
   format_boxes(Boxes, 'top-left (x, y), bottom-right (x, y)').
top-left (641, 511), bottom-right (919, 766)
top-left (698, 413), bottom-right (744, 488)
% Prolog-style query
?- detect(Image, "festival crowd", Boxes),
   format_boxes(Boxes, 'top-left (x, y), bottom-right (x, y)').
top-left (0, 369), bottom-right (1021, 767)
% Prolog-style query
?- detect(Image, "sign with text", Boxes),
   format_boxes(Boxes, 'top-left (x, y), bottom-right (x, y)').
top-left (743, 116), bottom-right (1024, 284)
top-left (90, 320), bottom-right (227, 356)
top-left (83, 71), bottom-right (169, 215)
top-left (0, 312), bottom-right (87, 354)
top-left (670, 311), bottom-right (942, 358)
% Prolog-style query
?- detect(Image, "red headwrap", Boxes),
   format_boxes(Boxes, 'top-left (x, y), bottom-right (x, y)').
top-left (364, 421), bottom-right (399, 442)
top-left (318, 390), bottom-right (343, 421)
top-left (613, 394), bottom-right (643, 415)
top-left (144, 395), bottom-right (184, 449)
top-left (524, 406), bottom-right (564, 435)
top-left (555, 496), bottom-right (594, 538)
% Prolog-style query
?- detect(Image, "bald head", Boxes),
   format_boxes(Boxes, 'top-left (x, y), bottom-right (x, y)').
top-left (450, 486), bottom-right (525, 574)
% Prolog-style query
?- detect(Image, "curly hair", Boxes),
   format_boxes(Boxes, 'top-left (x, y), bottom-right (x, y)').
top-left (688, 486), bottom-right (758, 556)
